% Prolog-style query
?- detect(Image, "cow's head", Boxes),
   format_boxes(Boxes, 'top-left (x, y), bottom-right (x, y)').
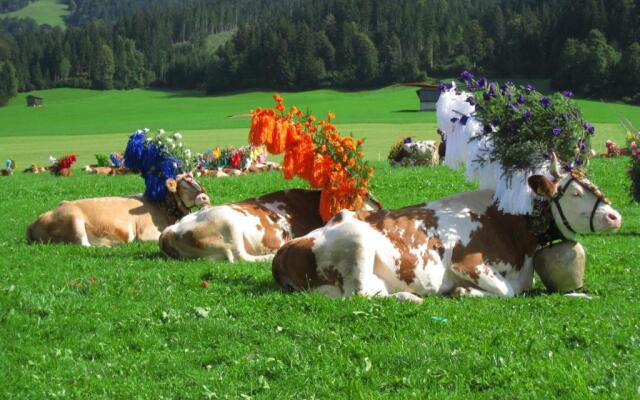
top-left (528, 156), bottom-right (621, 238)
top-left (166, 173), bottom-right (210, 209)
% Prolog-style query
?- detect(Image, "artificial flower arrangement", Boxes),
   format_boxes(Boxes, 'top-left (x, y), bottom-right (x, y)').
top-left (249, 94), bottom-right (373, 221)
top-left (387, 137), bottom-right (413, 164)
top-left (455, 73), bottom-right (594, 176)
top-left (196, 145), bottom-right (266, 171)
top-left (50, 154), bottom-right (77, 176)
top-left (438, 72), bottom-right (597, 215)
top-left (95, 153), bottom-right (110, 167)
top-left (603, 140), bottom-right (624, 157)
top-left (124, 129), bottom-right (192, 201)
top-left (627, 131), bottom-right (640, 202)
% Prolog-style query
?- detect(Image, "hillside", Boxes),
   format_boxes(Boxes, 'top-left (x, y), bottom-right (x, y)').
top-left (0, 0), bottom-right (68, 26)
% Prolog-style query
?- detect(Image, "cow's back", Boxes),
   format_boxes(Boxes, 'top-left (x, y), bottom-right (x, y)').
top-left (28, 195), bottom-right (171, 245)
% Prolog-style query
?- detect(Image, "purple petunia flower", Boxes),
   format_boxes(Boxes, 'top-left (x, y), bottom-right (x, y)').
top-left (439, 82), bottom-right (454, 92)
top-left (483, 92), bottom-right (491, 101)
top-left (500, 84), bottom-right (509, 95)
top-left (583, 122), bottom-right (596, 134)
top-left (508, 123), bottom-right (519, 133)
top-left (563, 162), bottom-right (575, 172)
top-left (460, 70), bottom-right (474, 81)
top-left (522, 111), bottom-right (532, 122)
top-left (460, 115), bottom-right (469, 125)
top-left (552, 127), bottom-right (562, 136)
top-left (517, 95), bottom-right (527, 104)
top-left (508, 103), bottom-right (519, 112)
top-left (562, 90), bottom-right (574, 98)
top-left (541, 97), bottom-right (551, 109)
top-left (477, 77), bottom-right (487, 88)
top-left (525, 84), bottom-right (535, 93)
top-left (575, 158), bottom-right (584, 166)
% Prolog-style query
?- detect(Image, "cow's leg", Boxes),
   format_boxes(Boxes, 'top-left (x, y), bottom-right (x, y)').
top-left (389, 292), bottom-right (424, 304)
top-left (73, 218), bottom-right (91, 247)
top-left (450, 254), bottom-right (515, 297)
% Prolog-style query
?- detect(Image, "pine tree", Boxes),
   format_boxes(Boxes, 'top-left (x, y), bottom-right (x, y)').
top-left (0, 61), bottom-right (18, 106)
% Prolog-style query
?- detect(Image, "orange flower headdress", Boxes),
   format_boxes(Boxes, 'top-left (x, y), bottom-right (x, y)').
top-left (249, 94), bottom-right (373, 221)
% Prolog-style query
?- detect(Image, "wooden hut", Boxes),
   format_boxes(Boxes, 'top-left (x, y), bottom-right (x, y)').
top-left (403, 83), bottom-right (441, 111)
top-left (26, 95), bottom-right (43, 107)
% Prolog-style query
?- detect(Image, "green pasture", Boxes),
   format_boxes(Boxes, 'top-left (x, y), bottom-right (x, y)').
top-left (0, 87), bottom-right (638, 167)
top-left (1, 158), bottom-right (639, 398)
top-left (0, 0), bottom-right (69, 26)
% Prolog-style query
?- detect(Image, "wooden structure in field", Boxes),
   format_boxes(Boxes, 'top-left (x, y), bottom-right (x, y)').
top-left (403, 82), bottom-right (441, 111)
top-left (26, 95), bottom-right (43, 107)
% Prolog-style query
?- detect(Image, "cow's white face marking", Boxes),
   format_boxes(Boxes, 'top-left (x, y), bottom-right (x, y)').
top-left (551, 175), bottom-right (622, 236)
top-left (175, 173), bottom-right (208, 208)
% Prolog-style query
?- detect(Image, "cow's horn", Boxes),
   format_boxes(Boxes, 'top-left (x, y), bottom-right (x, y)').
top-left (550, 152), bottom-right (562, 179)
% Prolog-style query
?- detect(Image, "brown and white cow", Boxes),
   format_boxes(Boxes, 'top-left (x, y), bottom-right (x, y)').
top-left (27, 173), bottom-right (210, 247)
top-left (159, 189), bottom-right (382, 263)
top-left (272, 168), bottom-right (621, 302)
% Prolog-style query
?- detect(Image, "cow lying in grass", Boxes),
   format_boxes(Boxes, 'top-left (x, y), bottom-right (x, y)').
top-left (272, 167), bottom-right (621, 302)
top-left (27, 173), bottom-right (209, 246)
top-left (159, 189), bottom-right (382, 263)
top-left (83, 165), bottom-right (135, 175)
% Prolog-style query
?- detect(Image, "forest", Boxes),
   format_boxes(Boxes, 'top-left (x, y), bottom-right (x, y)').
top-left (0, 0), bottom-right (639, 106)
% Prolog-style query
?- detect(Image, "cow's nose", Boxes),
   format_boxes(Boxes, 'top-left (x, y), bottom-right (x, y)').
top-left (605, 212), bottom-right (622, 229)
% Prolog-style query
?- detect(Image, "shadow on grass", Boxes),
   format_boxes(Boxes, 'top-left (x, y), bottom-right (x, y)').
top-left (393, 109), bottom-right (421, 113)
top-left (205, 271), bottom-right (277, 296)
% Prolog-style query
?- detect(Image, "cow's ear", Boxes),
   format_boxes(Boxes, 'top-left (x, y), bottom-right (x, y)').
top-left (528, 175), bottom-right (557, 199)
top-left (165, 178), bottom-right (178, 193)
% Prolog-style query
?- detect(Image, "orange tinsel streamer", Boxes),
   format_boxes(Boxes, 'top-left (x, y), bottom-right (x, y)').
top-left (249, 94), bottom-right (373, 221)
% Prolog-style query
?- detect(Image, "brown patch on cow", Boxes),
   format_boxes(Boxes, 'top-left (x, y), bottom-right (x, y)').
top-left (255, 224), bottom-right (263, 231)
top-left (230, 202), bottom-right (283, 251)
top-left (272, 238), bottom-right (343, 291)
top-left (528, 175), bottom-right (557, 198)
top-left (182, 230), bottom-right (206, 249)
top-left (450, 250), bottom-right (483, 283)
top-left (452, 205), bottom-right (539, 272)
top-left (359, 206), bottom-right (442, 285)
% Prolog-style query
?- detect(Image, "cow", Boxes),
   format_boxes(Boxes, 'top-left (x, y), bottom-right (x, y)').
top-left (159, 189), bottom-right (383, 263)
top-left (83, 165), bottom-right (135, 175)
top-left (23, 165), bottom-right (48, 174)
top-left (390, 140), bottom-right (441, 167)
top-left (27, 173), bottom-right (210, 247)
top-left (272, 165), bottom-right (622, 302)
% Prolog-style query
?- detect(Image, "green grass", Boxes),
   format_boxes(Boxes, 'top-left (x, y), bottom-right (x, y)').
top-left (0, 0), bottom-right (69, 26)
top-left (1, 86), bottom-right (639, 167)
top-left (1, 158), bottom-right (639, 398)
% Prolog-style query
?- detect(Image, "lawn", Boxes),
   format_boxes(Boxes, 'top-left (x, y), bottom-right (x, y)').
top-left (0, 0), bottom-right (69, 26)
top-left (1, 158), bottom-right (639, 398)
top-left (0, 87), bottom-right (639, 167)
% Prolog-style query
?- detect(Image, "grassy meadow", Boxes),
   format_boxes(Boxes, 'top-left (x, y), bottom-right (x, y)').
top-left (1, 158), bottom-right (639, 398)
top-left (1, 86), bottom-right (640, 397)
top-left (0, 0), bottom-right (69, 26)
top-left (0, 86), bottom-right (638, 167)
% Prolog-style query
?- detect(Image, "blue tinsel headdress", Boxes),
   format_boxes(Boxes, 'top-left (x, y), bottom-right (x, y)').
top-left (124, 129), bottom-right (184, 201)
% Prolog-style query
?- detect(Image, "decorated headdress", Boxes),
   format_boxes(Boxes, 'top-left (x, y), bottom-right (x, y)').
top-left (124, 129), bottom-right (193, 201)
top-left (437, 72), bottom-right (595, 215)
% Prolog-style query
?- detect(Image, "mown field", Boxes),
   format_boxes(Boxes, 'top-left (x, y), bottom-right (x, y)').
top-left (0, 0), bottom-right (68, 26)
top-left (0, 86), bottom-right (638, 167)
top-left (1, 157), bottom-right (639, 398)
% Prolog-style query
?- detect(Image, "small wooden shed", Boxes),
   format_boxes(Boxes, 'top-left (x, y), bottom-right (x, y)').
top-left (403, 83), bottom-right (441, 111)
top-left (26, 95), bottom-right (43, 107)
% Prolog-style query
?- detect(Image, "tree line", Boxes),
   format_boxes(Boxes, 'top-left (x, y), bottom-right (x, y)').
top-left (0, 0), bottom-right (639, 106)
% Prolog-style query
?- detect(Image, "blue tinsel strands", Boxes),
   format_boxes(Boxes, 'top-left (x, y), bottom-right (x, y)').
top-left (124, 130), bottom-right (183, 202)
